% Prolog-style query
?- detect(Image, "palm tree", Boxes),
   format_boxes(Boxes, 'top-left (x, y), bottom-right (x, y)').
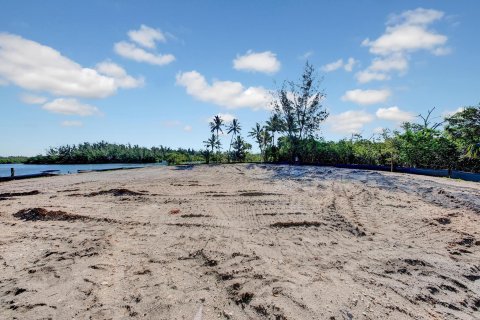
top-left (265, 113), bottom-right (284, 147)
top-left (249, 123), bottom-right (268, 162)
top-left (203, 134), bottom-right (217, 153)
top-left (227, 118), bottom-right (241, 162)
top-left (209, 115), bottom-right (224, 140)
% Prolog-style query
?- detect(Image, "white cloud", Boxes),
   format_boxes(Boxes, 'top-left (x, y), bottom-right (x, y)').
top-left (344, 57), bottom-right (357, 72)
top-left (96, 61), bottom-right (144, 88)
top-left (114, 41), bottom-right (175, 66)
top-left (341, 89), bottom-right (391, 105)
top-left (233, 51), bottom-right (281, 74)
top-left (176, 70), bottom-right (270, 110)
top-left (183, 125), bottom-right (192, 132)
top-left (0, 78), bottom-right (7, 86)
top-left (127, 25), bottom-right (166, 48)
top-left (210, 113), bottom-right (236, 123)
top-left (358, 8), bottom-right (448, 83)
top-left (329, 110), bottom-right (374, 134)
top-left (376, 106), bottom-right (414, 122)
top-left (369, 55), bottom-right (408, 72)
top-left (42, 98), bottom-right (100, 116)
top-left (432, 47), bottom-right (452, 56)
top-left (61, 120), bottom-right (83, 127)
top-left (321, 57), bottom-right (357, 72)
top-left (0, 33), bottom-right (141, 98)
top-left (362, 8), bottom-right (447, 56)
top-left (20, 93), bottom-right (47, 105)
top-left (321, 59), bottom-right (343, 72)
top-left (355, 70), bottom-right (390, 84)
top-left (299, 51), bottom-right (314, 60)
top-left (443, 107), bottom-right (465, 118)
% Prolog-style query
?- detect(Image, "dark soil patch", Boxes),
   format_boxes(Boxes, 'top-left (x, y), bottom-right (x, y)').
top-left (167, 223), bottom-right (207, 228)
top-left (434, 217), bottom-right (451, 225)
top-left (86, 188), bottom-right (146, 197)
top-left (463, 274), bottom-right (480, 282)
top-left (0, 190), bottom-right (40, 198)
top-left (239, 192), bottom-right (279, 197)
top-left (180, 214), bottom-right (211, 218)
top-left (57, 188), bottom-right (80, 193)
top-left (13, 208), bottom-right (89, 222)
top-left (404, 259), bottom-right (432, 267)
top-left (13, 207), bottom-right (122, 224)
top-left (270, 221), bottom-right (325, 228)
top-left (458, 237), bottom-right (476, 247)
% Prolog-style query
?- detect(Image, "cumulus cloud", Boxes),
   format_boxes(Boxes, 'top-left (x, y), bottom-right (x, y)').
top-left (20, 93), bottom-right (47, 105)
top-left (114, 41), bottom-right (175, 66)
top-left (321, 59), bottom-right (343, 72)
top-left (42, 98), bottom-right (100, 116)
top-left (183, 125), bottom-right (192, 132)
top-left (369, 55), bottom-right (408, 72)
top-left (321, 57), bottom-right (357, 72)
top-left (329, 110), bottom-right (374, 134)
top-left (358, 8), bottom-right (449, 83)
top-left (341, 89), bottom-right (391, 105)
top-left (344, 58), bottom-right (357, 72)
top-left (61, 120), bottom-right (83, 127)
top-left (362, 8), bottom-right (447, 56)
top-left (209, 113), bottom-right (236, 123)
top-left (96, 61), bottom-right (144, 88)
top-left (355, 70), bottom-right (390, 84)
top-left (376, 106), bottom-right (414, 122)
top-left (233, 51), bottom-right (281, 74)
top-left (176, 71), bottom-right (270, 110)
top-left (0, 33), bottom-right (141, 98)
top-left (127, 25), bottom-right (166, 48)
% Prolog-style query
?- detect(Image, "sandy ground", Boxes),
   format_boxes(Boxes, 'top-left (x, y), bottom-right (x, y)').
top-left (0, 164), bottom-right (479, 320)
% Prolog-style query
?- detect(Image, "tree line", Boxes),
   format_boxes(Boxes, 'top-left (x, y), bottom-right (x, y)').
top-left (203, 62), bottom-right (480, 173)
top-left (25, 142), bottom-right (204, 165)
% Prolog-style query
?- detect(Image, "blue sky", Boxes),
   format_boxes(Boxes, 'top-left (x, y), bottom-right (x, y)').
top-left (1, 0), bottom-right (479, 156)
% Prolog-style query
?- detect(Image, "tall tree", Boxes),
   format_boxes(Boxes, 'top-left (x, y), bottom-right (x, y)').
top-left (249, 123), bottom-right (271, 162)
top-left (272, 61), bottom-right (329, 162)
top-left (445, 105), bottom-right (480, 159)
top-left (265, 113), bottom-right (284, 146)
top-left (227, 118), bottom-right (241, 162)
top-left (210, 115), bottom-right (224, 141)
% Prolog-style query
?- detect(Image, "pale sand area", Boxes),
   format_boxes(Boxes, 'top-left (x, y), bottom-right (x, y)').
top-left (0, 164), bottom-right (479, 320)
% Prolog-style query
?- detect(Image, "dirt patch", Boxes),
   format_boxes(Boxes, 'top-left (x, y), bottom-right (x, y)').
top-left (70, 188), bottom-right (146, 197)
top-left (238, 192), bottom-right (279, 197)
top-left (180, 214), bottom-right (211, 218)
top-left (13, 207), bottom-right (123, 225)
top-left (434, 217), bottom-right (451, 225)
top-left (13, 208), bottom-right (89, 222)
top-left (270, 221), bottom-right (326, 228)
top-left (0, 190), bottom-right (40, 198)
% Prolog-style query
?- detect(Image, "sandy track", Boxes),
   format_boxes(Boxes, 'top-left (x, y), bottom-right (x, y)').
top-left (0, 164), bottom-right (479, 319)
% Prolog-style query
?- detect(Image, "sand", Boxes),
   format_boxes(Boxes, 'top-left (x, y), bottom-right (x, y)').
top-left (0, 164), bottom-right (479, 319)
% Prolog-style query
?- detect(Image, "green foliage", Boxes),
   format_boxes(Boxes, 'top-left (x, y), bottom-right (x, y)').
top-left (0, 156), bottom-right (28, 164)
top-left (445, 105), bottom-right (480, 159)
top-left (25, 141), bottom-right (204, 165)
top-left (231, 136), bottom-right (251, 162)
top-left (272, 61), bottom-right (328, 161)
